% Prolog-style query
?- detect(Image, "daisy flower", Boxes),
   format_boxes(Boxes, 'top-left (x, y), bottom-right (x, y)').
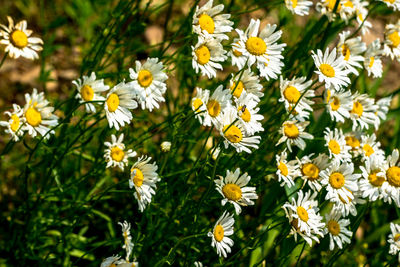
top-left (360, 134), bottom-right (385, 160)
top-left (333, 190), bottom-right (364, 216)
top-left (129, 155), bottom-right (160, 212)
top-left (0, 16), bottom-right (43, 59)
top-left (101, 255), bottom-right (121, 267)
top-left (192, 87), bottom-right (210, 124)
top-left (194, 262), bottom-right (203, 267)
top-left (0, 104), bottom-right (25, 141)
top-left (117, 260), bottom-right (140, 267)
top-left (382, 149), bottom-right (400, 207)
top-left (217, 107), bottom-right (261, 154)
top-left (355, 3), bottom-right (372, 35)
top-left (282, 190), bottom-right (325, 246)
top-left (215, 168), bottom-right (258, 215)
top-left (73, 72), bottom-right (109, 113)
top-left (344, 132), bottom-right (361, 154)
top-left (320, 161), bottom-right (360, 204)
top-left (378, 0), bottom-right (400, 11)
top-left (22, 88), bottom-right (58, 139)
top-left (349, 93), bottom-right (377, 131)
top-left (324, 211), bottom-right (352, 250)
top-left (285, 0), bottom-right (313, 16)
top-left (325, 88), bottom-right (352, 123)
top-left (257, 56), bottom-right (285, 81)
top-left (160, 141), bottom-right (171, 152)
top-left (229, 69), bottom-right (263, 101)
top-left (315, 0), bottom-right (345, 21)
top-left (192, 33), bottom-right (227, 79)
top-left (298, 153), bottom-right (329, 192)
top-left (374, 96), bottom-right (392, 129)
top-left (192, 0), bottom-right (233, 40)
top-left (129, 57), bottom-right (168, 112)
top-left (324, 127), bottom-right (352, 163)
top-left (388, 222), bottom-right (400, 261)
top-left (337, 31), bottom-right (366, 75)
top-left (201, 85), bottom-right (231, 127)
top-left (207, 211), bottom-right (235, 258)
top-left (104, 82), bottom-right (137, 130)
top-left (364, 39), bottom-right (383, 78)
top-left (359, 156), bottom-right (387, 201)
top-left (276, 149), bottom-right (300, 188)
top-left (118, 221), bottom-right (134, 261)
top-left (234, 93), bottom-right (264, 135)
top-left (229, 39), bottom-right (248, 69)
top-left (279, 76), bottom-right (314, 112)
top-left (276, 120), bottom-right (314, 152)
top-left (286, 103), bottom-right (313, 122)
top-left (104, 134), bottom-right (137, 170)
top-left (312, 48), bottom-right (350, 91)
top-left (233, 19), bottom-right (286, 72)
top-left (383, 21), bottom-right (400, 60)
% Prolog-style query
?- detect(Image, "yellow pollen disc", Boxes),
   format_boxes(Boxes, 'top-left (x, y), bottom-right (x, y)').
top-left (214, 224), bottom-right (224, 242)
top-left (330, 96), bottom-right (341, 111)
top-left (106, 93), bottom-right (119, 112)
top-left (345, 136), bottom-right (360, 149)
top-left (327, 0), bottom-right (342, 11)
top-left (110, 146), bottom-right (125, 162)
top-left (327, 220), bottom-right (341, 236)
top-left (223, 124), bottom-right (243, 143)
top-left (245, 37), bottom-right (267, 56)
top-left (320, 63), bottom-right (335, 78)
top-left (278, 161), bottom-right (289, 176)
top-left (363, 144), bottom-right (374, 157)
top-left (284, 86), bottom-right (301, 104)
top-left (297, 206), bottom-right (309, 222)
top-left (351, 101), bottom-right (363, 117)
top-left (385, 0), bottom-right (396, 4)
top-left (326, 89), bottom-right (331, 103)
top-left (198, 14), bottom-right (215, 34)
top-left (292, 0), bottom-right (298, 8)
top-left (388, 31), bottom-right (400, 48)
top-left (10, 30), bottom-right (28, 48)
top-left (328, 140), bottom-right (341, 154)
top-left (230, 81), bottom-right (244, 98)
top-left (283, 123), bottom-right (299, 139)
top-left (207, 99), bottom-right (221, 117)
top-left (10, 114), bottom-right (20, 132)
top-left (131, 168), bottom-right (144, 187)
top-left (395, 233), bottom-right (400, 242)
top-left (368, 57), bottom-right (375, 68)
top-left (81, 85), bottom-right (94, 101)
top-left (222, 183), bottom-right (242, 201)
top-left (387, 166), bottom-right (400, 187)
top-left (138, 69), bottom-right (153, 88)
top-left (238, 106), bottom-right (251, 122)
top-left (302, 163), bottom-right (320, 181)
top-left (341, 44), bottom-right (351, 61)
top-left (25, 106), bottom-right (42, 127)
top-left (343, 0), bottom-right (354, 7)
top-left (195, 45), bottom-right (211, 65)
top-left (329, 172), bottom-right (345, 189)
top-left (368, 170), bottom-right (385, 187)
top-left (192, 98), bottom-right (203, 111)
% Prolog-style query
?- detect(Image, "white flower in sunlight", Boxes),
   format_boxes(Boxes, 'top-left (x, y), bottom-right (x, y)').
top-left (388, 222), bottom-right (400, 261)
top-left (101, 255), bottom-right (121, 267)
top-left (207, 211), bottom-right (235, 258)
top-left (324, 127), bottom-right (351, 163)
top-left (277, 120), bottom-right (313, 152)
top-left (324, 211), bottom-right (352, 250)
top-left (279, 76), bottom-right (314, 113)
top-left (229, 39), bottom-right (248, 70)
top-left (298, 153), bottom-right (330, 192)
top-left (337, 31), bottom-right (366, 75)
top-left (229, 69), bottom-right (264, 101)
top-left (355, 3), bottom-right (372, 35)
top-left (234, 92), bottom-right (264, 135)
top-left (382, 149), bottom-right (400, 207)
top-left (349, 93), bottom-right (377, 131)
top-left (276, 149), bottom-right (300, 188)
top-left (285, 0), bottom-right (313, 16)
top-left (364, 39), bottom-right (383, 78)
top-left (360, 155), bottom-right (387, 202)
top-left (118, 221), bottom-right (134, 261)
top-left (325, 88), bottom-right (352, 123)
top-left (360, 134), bottom-right (385, 160)
top-left (0, 104), bottom-right (25, 141)
top-left (202, 85), bottom-right (231, 127)
top-left (378, 0), bottom-right (400, 11)
top-left (192, 87), bottom-right (210, 124)
top-left (160, 141), bottom-right (171, 152)
top-left (374, 96), bottom-right (392, 129)
top-left (383, 21), bottom-right (400, 60)
top-left (104, 134), bottom-right (137, 170)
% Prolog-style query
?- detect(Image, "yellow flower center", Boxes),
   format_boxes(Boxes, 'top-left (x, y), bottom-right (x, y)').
top-left (297, 206), bottom-right (309, 222)
top-left (388, 31), bottom-right (400, 48)
top-left (10, 30), bottom-right (28, 48)
top-left (327, 0), bottom-right (342, 11)
top-left (138, 69), bottom-right (153, 88)
top-left (110, 146), bottom-right (125, 162)
top-left (292, 0), bottom-right (298, 8)
top-left (131, 168), bottom-right (144, 187)
top-left (10, 114), bottom-right (20, 132)
top-left (329, 172), bottom-right (345, 189)
top-left (302, 163), bottom-right (320, 181)
top-left (283, 86), bottom-right (301, 104)
top-left (328, 140), bottom-right (341, 155)
top-left (198, 14), bottom-right (215, 34)
top-left (395, 233), bottom-right (400, 242)
top-left (81, 85), bottom-right (94, 101)
top-left (192, 98), bottom-right (203, 111)
top-left (327, 220), bottom-right (341, 236)
top-left (363, 144), bottom-right (374, 157)
top-left (368, 170), bottom-right (385, 187)
top-left (326, 89), bottom-right (331, 103)
top-left (345, 136), bottom-right (360, 149)
top-left (330, 96), bottom-right (341, 111)
top-left (385, 0), bottom-right (396, 4)
top-left (278, 161), bottom-right (289, 176)
top-left (238, 106), bottom-right (251, 122)
top-left (341, 44), bottom-right (351, 61)
top-left (106, 93), bottom-right (119, 112)
top-left (343, 0), bottom-right (354, 7)
top-left (368, 57), bottom-right (375, 68)
top-left (387, 166), bottom-right (400, 187)
top-left (283, 123), bottom-right (299, 139)
top-left (214, 224), bottom-right (224, 242)
top-left (222, 183), bottom-right (242, 201)
top-left (245, 37), bottom-right (267, 56)
top-left (207, 99), bottom-right (221, 117)
top-left (320, 63), bottom-right (335, 78)
top-left (25, 106), bottom-right (42, 127)
top-left (351, 101), bottom-right (363, 117)
top-left (195, 45), bottom-right (211, 65)
top-left (230, 81), bottom-right (244, 98)
top-left (223, 124), bottom-right (243, 143)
